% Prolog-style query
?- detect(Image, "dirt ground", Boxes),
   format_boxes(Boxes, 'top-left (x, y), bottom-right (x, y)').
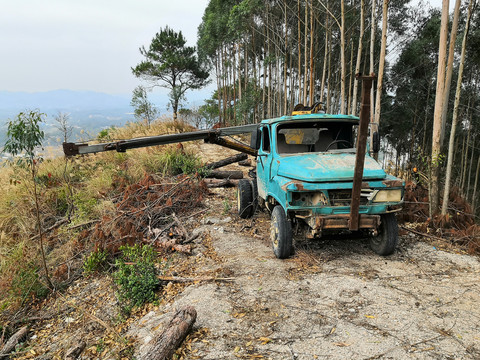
top-left (129, 144), bottom-right (480, 360)
top-left (130, 186), bottom-right (480, 360)
top-left (12, 143), bottom-right (480, 360)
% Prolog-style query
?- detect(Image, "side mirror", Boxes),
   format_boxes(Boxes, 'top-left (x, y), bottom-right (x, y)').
top-left (372, 131), bottom-right (380, 153)
top-left (250, 128), bottom-right (261, 150)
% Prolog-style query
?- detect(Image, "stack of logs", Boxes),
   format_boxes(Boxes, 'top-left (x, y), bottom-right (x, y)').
top-left (202, 153), bottom-right (251, 188)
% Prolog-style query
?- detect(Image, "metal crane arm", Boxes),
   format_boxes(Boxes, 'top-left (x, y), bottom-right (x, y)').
top-left (63, 124), bottom-right (259, 157)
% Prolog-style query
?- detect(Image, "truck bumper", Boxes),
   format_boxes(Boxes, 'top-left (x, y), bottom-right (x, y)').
top-left (300, 214), bottom-right (381, 238)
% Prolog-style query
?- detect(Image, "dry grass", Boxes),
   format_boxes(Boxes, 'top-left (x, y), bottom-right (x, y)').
top-left (0, 118), bottom-right (203, 311)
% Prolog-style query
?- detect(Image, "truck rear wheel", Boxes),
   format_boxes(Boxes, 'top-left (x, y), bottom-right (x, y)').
top-left (237, 179), bottom-right (254, 218)
top-left (370, 213), bottom-right (398, 256)
top-left (271, 205), bottom-right (293, 259)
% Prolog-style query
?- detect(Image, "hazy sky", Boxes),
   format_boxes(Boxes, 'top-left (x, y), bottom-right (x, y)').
top-left (1, 0), bottom-right (448, 95)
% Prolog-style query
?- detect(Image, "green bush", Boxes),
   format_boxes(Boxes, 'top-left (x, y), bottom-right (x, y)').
top-left (83, 249), bottom-right (108, 275)
top-left (157, 148), bottom-right (209, 176)
top-left (114, 244), bottom-right (159, 313)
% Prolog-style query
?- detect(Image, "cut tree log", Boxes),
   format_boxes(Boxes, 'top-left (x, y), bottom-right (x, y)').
top-left (238, 159), bottom-right (252, 167)
top-left (204, 153), bottom-right (247, 170)
top-left (141, 306), bottom-right (197, 360)
top-left (205, 170), bottom-right (243, 179)
top-left (203, 178), bottom-right (239, 188)
top-left (0, 326), bottom-right (28, 356)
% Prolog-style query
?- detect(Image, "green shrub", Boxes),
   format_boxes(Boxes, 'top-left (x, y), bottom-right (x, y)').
top-left (83, 249), bottom-right (108, 275)
top-left (114, 244), bottom-right (159, 313)
top-left (157, 148), bottom-right (209, 176)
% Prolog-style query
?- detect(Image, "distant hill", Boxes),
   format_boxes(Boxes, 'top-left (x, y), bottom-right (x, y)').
top-left (0, 90), bottom-right (170, 147)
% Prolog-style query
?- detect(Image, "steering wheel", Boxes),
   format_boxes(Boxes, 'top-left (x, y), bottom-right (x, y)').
top-left (325, 139), bottom-right (353, 151)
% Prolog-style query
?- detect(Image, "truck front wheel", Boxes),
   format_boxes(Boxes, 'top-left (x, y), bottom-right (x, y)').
top-left (271, 205), bottom-right (293, 259)
top-left (237, 179), bottom-right (254, 218)
top-left (370, 213), bottom-right (398, 256)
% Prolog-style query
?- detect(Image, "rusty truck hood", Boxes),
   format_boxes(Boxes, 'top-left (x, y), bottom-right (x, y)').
top-left (277, 153), bottom-right (386, 182)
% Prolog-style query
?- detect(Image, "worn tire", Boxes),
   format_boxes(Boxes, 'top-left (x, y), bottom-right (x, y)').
top-left (249, 178), bottom-right (259, 213)
top-left (370, 213), bottom-right (398, 256)
top-left (271, 205), bottom-right (293, 259)
top-left (237, 179), bottom-right (254, 219)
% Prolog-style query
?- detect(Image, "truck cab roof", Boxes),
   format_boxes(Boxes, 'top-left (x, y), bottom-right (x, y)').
top-left (260, 113), bottom-right (360, 125)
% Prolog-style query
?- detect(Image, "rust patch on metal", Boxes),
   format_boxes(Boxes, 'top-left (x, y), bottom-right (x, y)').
top-left (308, 214), bottom-right (380, 231)
top-left (281, 181), bottom-right (305, 191)
top-left (383, 179), bottom-right (403, 187)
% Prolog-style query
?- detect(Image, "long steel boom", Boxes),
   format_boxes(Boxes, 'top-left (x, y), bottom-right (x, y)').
top-left (63, 124), bottom-right (259, 156)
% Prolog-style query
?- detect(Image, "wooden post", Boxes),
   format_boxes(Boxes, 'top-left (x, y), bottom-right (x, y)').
top-left (350, 74), bottom-right (375, 231)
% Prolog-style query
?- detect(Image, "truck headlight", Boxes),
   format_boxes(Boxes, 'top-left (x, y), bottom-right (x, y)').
top-left (372, 189), bottom-right (402, 203)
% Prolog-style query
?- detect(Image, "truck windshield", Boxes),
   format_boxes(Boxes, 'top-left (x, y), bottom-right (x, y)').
top-left (276, 121), bottom-right (355, 154)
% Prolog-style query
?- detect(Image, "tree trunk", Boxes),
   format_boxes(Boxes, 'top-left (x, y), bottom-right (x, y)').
top-left (467, 138), bottom-right (475, 199)
top-left (472, 155), bottom-right (480, 213)
top-left (351, 0), bottom-right (364, 115)
top-left (441, 0), bottom-right (473, 215)
top-left (320, 11), bottom-right (329, 104)
top-left (369, 0), bottom-right (376, 124)
top-left (462, 122), bottom-right (472, 191)
top-left (303, 0), bottom-right (309, 104)
top-left (430, 0), bottom-right (450, 214)
top-left (284, 0), bottom-right (288, 115)
top-left (309, 0), bottom-right (315, 105)
top-left (440, 0), bottom-right (461, 146)
top-left (340, 0), bottom-right (346, 113)
top-left (373, 0), bottom-right (389, 158)
top-left (141, 306), bottom-right (197, 360)
top-left (297, 0), bottom-right (302, 104)
top-left (347, 38), bottom-right (354, 113)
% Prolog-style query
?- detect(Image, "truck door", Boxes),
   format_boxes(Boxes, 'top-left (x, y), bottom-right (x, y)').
top-left (256, 126), bottom-right (272, 199)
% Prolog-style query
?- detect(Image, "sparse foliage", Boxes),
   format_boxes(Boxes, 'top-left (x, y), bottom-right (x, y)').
top-left (4, 110), bottom-right (53, 289)
top-left (130, 85), bottom-right (158, 126)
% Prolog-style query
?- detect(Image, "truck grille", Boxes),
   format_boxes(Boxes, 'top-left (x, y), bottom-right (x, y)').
top-left (328, 189), bottom-right (374, 206)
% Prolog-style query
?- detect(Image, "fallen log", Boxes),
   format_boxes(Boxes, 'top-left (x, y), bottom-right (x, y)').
top-left (203, 178), bottom-right (239, 188)
top-left (205, 170), bottom-right (243, 179)
top-left (0, 326), bottom-right (28, 356)
top-left (141, 306), bottom-right (197, 360)
top-left (238, 159), bottom-right (252, 167)
top-left (204, 153), bottom-right (247, 170)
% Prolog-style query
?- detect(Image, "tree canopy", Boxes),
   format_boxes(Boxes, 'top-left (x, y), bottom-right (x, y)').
top-left (132, 26), bottom-right (210, 120)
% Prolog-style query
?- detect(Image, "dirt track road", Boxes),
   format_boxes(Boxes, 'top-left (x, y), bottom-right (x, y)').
top-left (132, 186), bottom-right (480, 360)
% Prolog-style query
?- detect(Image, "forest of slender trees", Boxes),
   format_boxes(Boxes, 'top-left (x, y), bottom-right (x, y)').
top-left (192, 0), bottom-right (479, 219)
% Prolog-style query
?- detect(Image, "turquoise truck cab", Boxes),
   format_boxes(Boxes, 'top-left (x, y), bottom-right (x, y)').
top-left (237, 113), bottom-right (404, 259)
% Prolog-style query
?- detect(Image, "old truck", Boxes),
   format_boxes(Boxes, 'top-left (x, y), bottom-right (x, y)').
top-left (237, 108), bottom-right (403, 259)
top-left (63, 75), bottom-right (404, 259)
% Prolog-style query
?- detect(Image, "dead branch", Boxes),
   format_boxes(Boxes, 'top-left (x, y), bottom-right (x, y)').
top-left (400, 226), bottom-right (447, 242)
top-left (64, 340), bottom-right (86, 360)
top-left (0, 326), bottom-right (28, 356)
top-left (31, 218), bottom-right (68, 241)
